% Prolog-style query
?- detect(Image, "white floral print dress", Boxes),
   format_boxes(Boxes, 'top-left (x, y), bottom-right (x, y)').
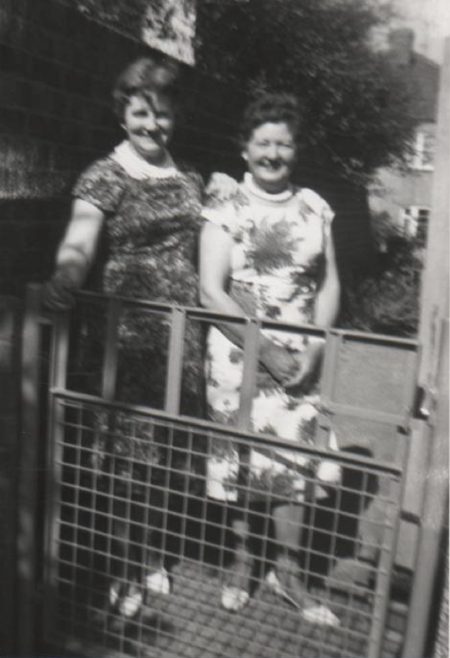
top-left (203, 173), bottom-right (336, 503)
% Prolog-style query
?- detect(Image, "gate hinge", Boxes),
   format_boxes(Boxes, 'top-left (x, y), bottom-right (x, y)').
top-left (413, 385), bottom-right (435, 421)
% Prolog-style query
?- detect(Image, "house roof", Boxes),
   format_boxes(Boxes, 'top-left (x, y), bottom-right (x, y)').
top-left (386, 29), bottom-right (440, 122)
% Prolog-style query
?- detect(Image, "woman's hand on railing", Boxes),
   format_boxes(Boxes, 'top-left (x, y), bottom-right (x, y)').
top-left (42, 267), bottom-right (80, 311)
top-left (283, 342), bottom-right (323, 394)
top-left (259, 341), bottom-right (299, 385)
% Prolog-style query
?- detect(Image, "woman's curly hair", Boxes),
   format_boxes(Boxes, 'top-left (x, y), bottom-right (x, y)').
top-left (239, 93), bottom-right (301, 146)
top-left (112, 56), bottom-right (180, 121)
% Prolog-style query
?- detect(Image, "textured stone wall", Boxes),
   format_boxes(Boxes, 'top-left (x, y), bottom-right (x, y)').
top-left (0, 0), bottom-right (240, 298)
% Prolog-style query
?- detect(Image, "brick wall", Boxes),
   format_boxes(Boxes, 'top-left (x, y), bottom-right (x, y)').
top-left (0, 0), bottom-right (241, 297)
top-left (0, 199), bottom-right (68, 296)
top-left (0, 0), bottom-right (133, 295)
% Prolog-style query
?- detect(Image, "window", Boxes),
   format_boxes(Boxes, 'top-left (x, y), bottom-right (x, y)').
top-left (415, 208), bottom-right (429, 247)
top-left (410, 130), bottom-right (435, 171)
top-left (400, 206), bottom-right (429, 247)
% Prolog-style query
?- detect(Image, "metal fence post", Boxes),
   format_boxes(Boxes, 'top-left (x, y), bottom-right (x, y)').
top-left (235, 318), bottom-right (260, 496)
top-left (17, 284), bottom-right (43, 655)
top-left (402, 319), bottom-right (449, 658)
top-left (165, 306), bottom-right (186, 415)
top-left (101, 298), bottom-right (122, 401)
top-left (402, 36), bottom-right (450, 658)
top-left (237, 318), bottom-right (260, 431)
top-left (43, 306), bottom-right (70, 642)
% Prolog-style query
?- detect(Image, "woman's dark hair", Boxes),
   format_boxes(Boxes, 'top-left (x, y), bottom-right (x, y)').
top-left (239, 93), bottom-right (301, 145)
top-left (113, 56), bottom-right (180, 121)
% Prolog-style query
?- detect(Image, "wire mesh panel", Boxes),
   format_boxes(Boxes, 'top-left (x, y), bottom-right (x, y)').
top-left (44, 397), bottom-right (406, 658)
top-left (19, 287), bottom-right (418, 658)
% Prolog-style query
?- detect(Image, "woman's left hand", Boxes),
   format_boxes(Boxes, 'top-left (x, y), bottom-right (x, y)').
top-left (205, 172), bottom-right (239, 200)
top-left (282, 342), bottom-right (323, 394)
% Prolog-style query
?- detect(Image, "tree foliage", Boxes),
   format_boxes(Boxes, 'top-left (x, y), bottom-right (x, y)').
top-left (341, 232), bottom-right (421, 337)
top-left (196, 0), bottom-right (415, 182)
top-left (74, 0), bottom-right (147, 32)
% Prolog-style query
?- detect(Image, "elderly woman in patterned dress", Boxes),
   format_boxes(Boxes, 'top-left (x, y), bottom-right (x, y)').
top-left (200, 93), bottom-right (341, 625)
top-left (44, 56), bottom-right (204, 618)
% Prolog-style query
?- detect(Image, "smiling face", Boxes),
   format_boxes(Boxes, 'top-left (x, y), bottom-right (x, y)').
top-left (123, 92), bottom-right (175, 164)
top-left (242, 121), bottom-right (297, 194)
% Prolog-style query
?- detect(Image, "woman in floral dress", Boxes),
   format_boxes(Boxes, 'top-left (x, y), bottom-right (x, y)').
top-left (44, 56), bottom-right (204, 617)
top-left (200, 93), bottom-right (341, 625)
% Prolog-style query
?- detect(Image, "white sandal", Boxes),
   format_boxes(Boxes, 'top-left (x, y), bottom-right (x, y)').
top-left (266, 559), bottom-right (340, 627)
top-left (221, 584), bottom-right (250, 612)
top-left (221, 546), bottom-right (253, 612)
top-left (145, 566), bottom-right (171, 595)
top-left (109, 581), bottom-right (143, 618)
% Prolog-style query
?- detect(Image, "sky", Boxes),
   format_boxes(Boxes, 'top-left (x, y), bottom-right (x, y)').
top-left (385, 0), bottom-right (450, 63)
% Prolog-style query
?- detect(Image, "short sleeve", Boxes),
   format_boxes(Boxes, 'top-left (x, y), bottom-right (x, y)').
top-left (300, 188), bottom-right (335, 240)
top-left (320, 198), bottom-right (334, 240)
top-left (201, 172), bottom-right (242, 235)
top-left (188, 170), bottom-right (205, 197)
top-left (72, 158), bottom-right (127, 213)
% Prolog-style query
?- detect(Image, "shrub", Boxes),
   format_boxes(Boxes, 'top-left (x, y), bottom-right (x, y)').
top-left (341, 233), bottom-right (422, 337)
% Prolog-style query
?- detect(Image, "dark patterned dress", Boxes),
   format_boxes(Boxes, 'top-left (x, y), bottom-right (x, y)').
top-left (72, 154), bottom-right (204, 485)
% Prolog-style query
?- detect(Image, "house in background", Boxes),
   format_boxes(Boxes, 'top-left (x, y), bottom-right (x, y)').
top-left (369, 28), bottom-right (440, 250)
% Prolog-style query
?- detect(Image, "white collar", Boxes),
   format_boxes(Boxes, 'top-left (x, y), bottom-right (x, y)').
top-left (243, 172), bottom-right (294, 202)
top-left (111, 141), bottom-right (179, 180)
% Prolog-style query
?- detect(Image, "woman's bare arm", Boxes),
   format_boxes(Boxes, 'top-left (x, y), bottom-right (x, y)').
top-left (56, 199), bottom-right (105, 276)
top-left (314, 233), bottom-right (340, 329)
top-left (43, 199), bottom-right (104, 309)
top-left (283, 233), bottom-right (340, 390)
top-left (199, 221), bottom-right (298, 383)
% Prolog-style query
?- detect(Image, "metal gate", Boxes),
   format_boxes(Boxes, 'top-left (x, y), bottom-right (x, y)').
top-left (19, 284), bottom-right (420, 658)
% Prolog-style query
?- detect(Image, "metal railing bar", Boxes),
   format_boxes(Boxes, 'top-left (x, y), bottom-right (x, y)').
top-left (237, 318), bottom-right (260, 430)
top-left (50, 392), bottom-right (404, 475)
top-left (402, 320), bottom-right (449, 658)
top-left (28, 287), bottom-right (418, 367)
top-left (28, 447), bottom-right (397, 492)
top-left (164, 306), bottom-right (186, 415)
top-left (333, 329), bottom-right (418, 349)
top-left (49, 313), bottom-right (70, 390)
top-left (101, 298), bottom-right (122, 401)
top-left (400, 349), bottom-right (422, 429)
top-left (319, 399), bottom-right (413, 428)
top-left (320, 330), bottom-right (341, 411)
top-left (52, 430), bottom-right (397, 485)
top-left (73, 289), bottom-right (419, 348)
top-left (367, 449), bottom-right (410, 658)
top-left (76, 292), bottom-right (326, 337)
top-left (43, 309), bottom-right (70, 642)
top-left (51, 432), bottom-right (400, 496)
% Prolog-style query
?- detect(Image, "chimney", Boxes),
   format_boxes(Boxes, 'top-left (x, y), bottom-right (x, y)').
top-left (388, 28), bottom-right (415, 66)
